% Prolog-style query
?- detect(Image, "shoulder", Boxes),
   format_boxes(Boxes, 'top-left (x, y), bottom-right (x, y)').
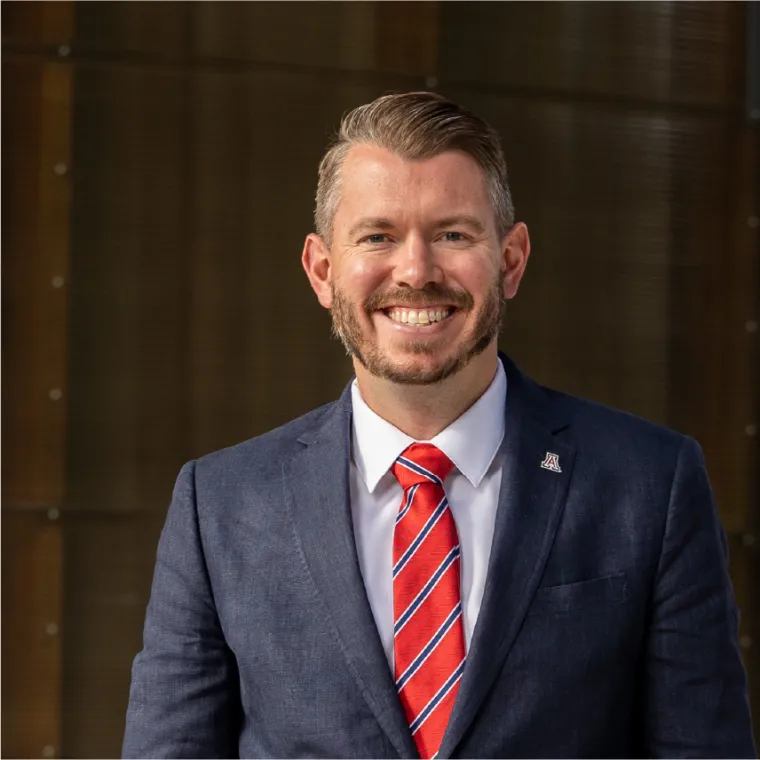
top-left (534, 380), bottom-right (699, 480)
top-left (191, 399), bottom-right (342, 486)
top-left (504, 354), bottom-right (692, 466)
top-left (551, 385), bottom-right (686, 445)
top-left (532, 383), bottom-right (710, 540)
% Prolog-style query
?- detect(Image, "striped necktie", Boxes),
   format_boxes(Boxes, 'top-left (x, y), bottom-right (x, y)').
top-left (391, 443), bottom-right (465, 759)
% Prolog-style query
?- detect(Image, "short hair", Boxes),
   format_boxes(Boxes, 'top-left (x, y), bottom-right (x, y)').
top-left (314, 91), bottom-right (515, 245)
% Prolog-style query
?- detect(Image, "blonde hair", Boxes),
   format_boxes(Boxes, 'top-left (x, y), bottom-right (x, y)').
top-left (314, 92), bottom-right (515, 245)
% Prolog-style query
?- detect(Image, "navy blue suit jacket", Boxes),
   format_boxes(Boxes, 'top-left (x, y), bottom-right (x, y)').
top-left (123, 355), bottom-right (755, 757)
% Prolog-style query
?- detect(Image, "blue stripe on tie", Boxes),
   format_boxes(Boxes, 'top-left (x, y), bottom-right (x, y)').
top-left (396, 456), bottom-right (442, 486)
top-left (395, 484), bottom-right (419, 524)
top-left (392, 495), bottom-right (448, 579)
top-left (394, 545), bottom-right (460, 635)
top-left (396, 602), bottom-right (462, 692)
top-left (409, 657), bottom-right (466, 735)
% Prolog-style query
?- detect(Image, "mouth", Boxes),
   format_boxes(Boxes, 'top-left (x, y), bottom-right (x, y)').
top-left (378, 305), bottom-right (457, 327)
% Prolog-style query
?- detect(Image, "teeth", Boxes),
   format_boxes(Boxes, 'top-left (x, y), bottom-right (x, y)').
top-left (387, 308), bottom-right (451, 325)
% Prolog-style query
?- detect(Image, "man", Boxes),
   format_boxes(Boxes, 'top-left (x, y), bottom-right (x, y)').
top-left (123, 92), bottom-right (755, 758)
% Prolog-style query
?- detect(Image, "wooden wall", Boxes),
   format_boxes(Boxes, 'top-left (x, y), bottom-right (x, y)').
top-left (3, 3), bottom-right (74, 757)
top-left (2, 2), bottom-right (757, 756)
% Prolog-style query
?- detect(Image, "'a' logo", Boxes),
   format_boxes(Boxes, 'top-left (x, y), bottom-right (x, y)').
top-left (540, 452), bottom-right (562, 473)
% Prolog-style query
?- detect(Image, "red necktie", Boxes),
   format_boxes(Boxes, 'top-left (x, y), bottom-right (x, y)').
top-left (392, 443), bottom-right (466, 759)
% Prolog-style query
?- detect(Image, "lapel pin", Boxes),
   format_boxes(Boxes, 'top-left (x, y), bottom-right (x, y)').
top-left (540, 452), bottom-right (562, 473)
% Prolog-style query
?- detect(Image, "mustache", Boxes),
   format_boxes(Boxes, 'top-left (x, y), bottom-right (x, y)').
top-left (363, 285), bottom-right (474, 315)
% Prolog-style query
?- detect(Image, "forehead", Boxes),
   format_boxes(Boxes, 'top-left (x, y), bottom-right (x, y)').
top-left (335, 144), bottom-right (492, 225)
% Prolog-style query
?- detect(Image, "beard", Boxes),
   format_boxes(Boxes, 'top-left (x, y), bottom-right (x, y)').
top-left (330, 273), bottom-right (506, 385)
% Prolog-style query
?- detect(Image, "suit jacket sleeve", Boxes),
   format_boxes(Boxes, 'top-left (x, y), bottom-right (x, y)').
top-left (122, 461), bottom-right (242, 758)
top-left (644, 436), bottom-right (756, 757)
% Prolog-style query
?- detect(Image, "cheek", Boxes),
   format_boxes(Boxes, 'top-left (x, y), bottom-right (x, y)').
top-left (447, 257), bottom-right (501, 296)
top-left (335, 256), bottom-right (387, 299)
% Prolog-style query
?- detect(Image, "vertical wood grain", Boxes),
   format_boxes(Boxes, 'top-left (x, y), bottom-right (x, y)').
top-left (2, 3), bottom-right (74, 757)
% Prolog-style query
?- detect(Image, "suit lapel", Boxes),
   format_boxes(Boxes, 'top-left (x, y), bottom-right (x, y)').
top-left (439, 356), bottom-right (576, 758)
top-left (283, 388), bottom-right (418, 759)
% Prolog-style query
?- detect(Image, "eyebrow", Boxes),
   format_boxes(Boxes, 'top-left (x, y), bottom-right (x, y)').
top-left (347, 214), bottom-right (487, 239)
top-left (347, 218), bottom-right (396, 239)
top-left (433, 215), bottom-right (487, 235)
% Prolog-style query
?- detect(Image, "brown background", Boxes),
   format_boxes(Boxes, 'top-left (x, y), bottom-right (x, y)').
top-left (3, 2), bottom-right (758, 757)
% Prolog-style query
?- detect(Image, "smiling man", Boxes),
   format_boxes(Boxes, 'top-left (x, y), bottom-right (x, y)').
top-left (123, 93), bottom-right (755, 759)
top-left (304, 139), bottom-right (528, 439)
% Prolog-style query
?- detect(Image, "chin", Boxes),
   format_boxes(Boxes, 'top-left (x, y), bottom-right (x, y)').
top-left (360, 346), bottom-right (470, 386)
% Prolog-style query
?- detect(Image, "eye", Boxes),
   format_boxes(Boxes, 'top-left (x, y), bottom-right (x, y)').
top-left (442, 231), bottom-right (468, 243)
top-left (363, 233), bottom-right (390, 245)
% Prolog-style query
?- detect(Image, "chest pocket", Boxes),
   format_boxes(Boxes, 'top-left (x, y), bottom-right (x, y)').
top-left (528, 572), bottom-right (628, 616)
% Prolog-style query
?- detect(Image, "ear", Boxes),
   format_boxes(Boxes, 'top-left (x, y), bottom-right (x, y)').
top-left (500, 222), bottom-right (531, 300)
top-left (302, 233), bottom-right (333, 309)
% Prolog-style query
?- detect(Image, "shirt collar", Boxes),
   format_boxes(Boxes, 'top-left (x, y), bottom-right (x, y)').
top-left (351, 361), bottom-right (507, 493)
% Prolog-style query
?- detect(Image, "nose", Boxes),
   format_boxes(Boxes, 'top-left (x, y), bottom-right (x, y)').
top-left (392, 234), bottom-right (443, 289)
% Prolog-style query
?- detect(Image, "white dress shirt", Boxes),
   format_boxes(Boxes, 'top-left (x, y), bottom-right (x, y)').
top-left (349, 361), bottom-right (507, 667)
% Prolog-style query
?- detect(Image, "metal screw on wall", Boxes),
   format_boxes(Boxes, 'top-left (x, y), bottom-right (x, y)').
top-left (57, 44), bottom-right (70, 58)
top-left (42, 745), bottom-right (55, 758)
top-left (53, 163), bottom-right (68, 177)
top-left (45, 623), bottom-right (58, 637)
top-left (49, 388), bottom-right (63, 401)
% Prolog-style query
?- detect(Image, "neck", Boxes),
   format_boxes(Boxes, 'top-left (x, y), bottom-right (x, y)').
top-left (353, 348), bottom-right (500, 440)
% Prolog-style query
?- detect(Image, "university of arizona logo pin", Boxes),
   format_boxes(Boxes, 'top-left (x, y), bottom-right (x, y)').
top-left (540, 452), bottom-right (562, 473)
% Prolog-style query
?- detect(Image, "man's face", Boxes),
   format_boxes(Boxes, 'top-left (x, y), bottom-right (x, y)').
top-left (304, 145), bottom-right (529, 385)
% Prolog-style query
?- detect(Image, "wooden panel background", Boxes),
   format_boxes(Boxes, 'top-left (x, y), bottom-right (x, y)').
top-left (2, 1), bottom-right (757, 756)
top-left (2, 2), bottom-right (74, 757)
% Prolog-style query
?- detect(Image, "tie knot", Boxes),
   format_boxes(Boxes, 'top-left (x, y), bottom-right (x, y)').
top-left (391, 443), bottom-right (454, 489)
